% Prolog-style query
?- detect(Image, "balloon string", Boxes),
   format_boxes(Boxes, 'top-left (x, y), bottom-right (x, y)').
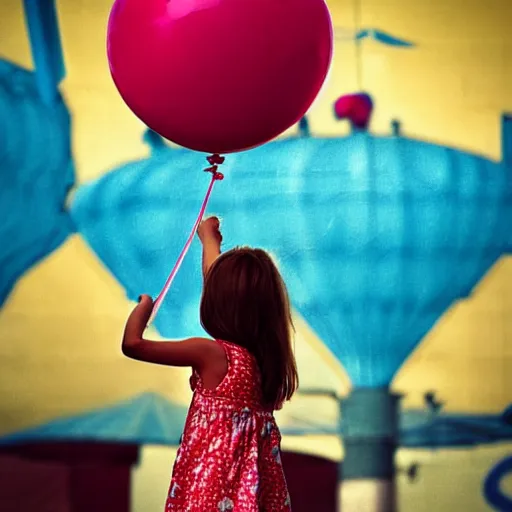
top-left (148, 154), bottom-right (225, 326)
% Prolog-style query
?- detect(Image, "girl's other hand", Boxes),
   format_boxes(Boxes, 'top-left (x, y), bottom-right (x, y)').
top-left (138, 294), bottom-right (154, 312)
top-left (198, 216), bottom-right (222, 245)
top-left (122, 294), bottom-right (154, 350)
top-left (132, 294), bottom-right (154, 326)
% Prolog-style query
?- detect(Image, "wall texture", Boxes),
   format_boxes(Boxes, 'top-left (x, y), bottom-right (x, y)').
top-left (0, 0), bottom-right (511, 511)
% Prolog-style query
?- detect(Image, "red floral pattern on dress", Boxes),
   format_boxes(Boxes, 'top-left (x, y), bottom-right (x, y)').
top-left (165, 339), bottom-right (291, 511)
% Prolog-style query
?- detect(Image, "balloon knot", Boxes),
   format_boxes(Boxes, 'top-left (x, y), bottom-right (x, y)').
top-left (207, 154), bottom-right (225, 166)
top-left (204, 154), bottom-right (225, 180)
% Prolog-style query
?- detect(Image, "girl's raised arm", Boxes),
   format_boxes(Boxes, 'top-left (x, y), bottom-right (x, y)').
top-left (121, 295), bottom-right (223, 368)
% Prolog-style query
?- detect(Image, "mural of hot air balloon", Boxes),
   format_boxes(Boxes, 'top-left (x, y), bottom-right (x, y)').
top-left (0, 1), bottom-right (511, 511)
top-left (69, 113), bottom-right (512, 511)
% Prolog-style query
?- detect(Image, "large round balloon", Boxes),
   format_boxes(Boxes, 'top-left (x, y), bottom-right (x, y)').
top-left (107, 0), bottom-right (333, 154)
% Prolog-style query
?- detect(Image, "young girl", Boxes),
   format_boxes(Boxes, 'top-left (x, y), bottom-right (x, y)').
top-left (122, 217), bottom-right (298, 511)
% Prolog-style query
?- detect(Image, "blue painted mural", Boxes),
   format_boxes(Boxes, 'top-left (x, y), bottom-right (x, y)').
top-left (484, 455), bottom-right (512, 511)
top-left (1, 1), bottom-right (511, 509)
top-left (0, 393), bottom-right (188, 446)
top-left (0, 0), bottom-right (74, 307)
top-left (1, 392), bottom-right (510, 450)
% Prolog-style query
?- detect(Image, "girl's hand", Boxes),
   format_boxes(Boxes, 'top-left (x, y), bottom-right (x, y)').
top-left (197, 216), bottom-right (222, 245)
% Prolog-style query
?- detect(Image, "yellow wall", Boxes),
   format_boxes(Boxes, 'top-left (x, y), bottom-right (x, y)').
top-left (0, 1), bottom-right (511, 511)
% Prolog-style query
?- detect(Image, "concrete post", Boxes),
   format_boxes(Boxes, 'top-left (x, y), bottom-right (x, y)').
top-left (338, 388), bottom-right (402, 512)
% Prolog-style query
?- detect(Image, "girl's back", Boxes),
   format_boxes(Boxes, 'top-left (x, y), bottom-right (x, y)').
top-left (167, 339), bottom-right (290, 511)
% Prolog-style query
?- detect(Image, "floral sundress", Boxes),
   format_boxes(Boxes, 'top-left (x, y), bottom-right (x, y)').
top-left (165, 339), bottom-right (291, 511)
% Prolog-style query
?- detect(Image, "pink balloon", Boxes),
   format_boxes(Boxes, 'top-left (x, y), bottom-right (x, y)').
top-left (107, 0), bottom-right (333, 154)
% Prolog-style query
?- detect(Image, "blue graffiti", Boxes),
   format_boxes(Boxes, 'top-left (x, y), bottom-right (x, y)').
top-left (484, 456), bottom-right (512, 511)
top-left (355, 29), bottom-right (415, 47)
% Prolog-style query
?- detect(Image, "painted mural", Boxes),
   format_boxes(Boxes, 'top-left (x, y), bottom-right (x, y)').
top-left (0, 0), bottom-right (511, 511)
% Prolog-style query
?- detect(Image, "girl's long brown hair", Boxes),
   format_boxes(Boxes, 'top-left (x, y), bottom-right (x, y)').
top-left (200, 247), bottom-right (298, 408)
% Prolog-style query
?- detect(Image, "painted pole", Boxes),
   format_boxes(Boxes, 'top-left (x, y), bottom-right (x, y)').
top-left (339, 388), bottom-right (402, 512)
top-left (298, 387), bottom-right (401, 511)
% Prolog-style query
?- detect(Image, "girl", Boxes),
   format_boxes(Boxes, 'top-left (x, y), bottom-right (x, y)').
top-left (122, 217), bottom-right (298, 511)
